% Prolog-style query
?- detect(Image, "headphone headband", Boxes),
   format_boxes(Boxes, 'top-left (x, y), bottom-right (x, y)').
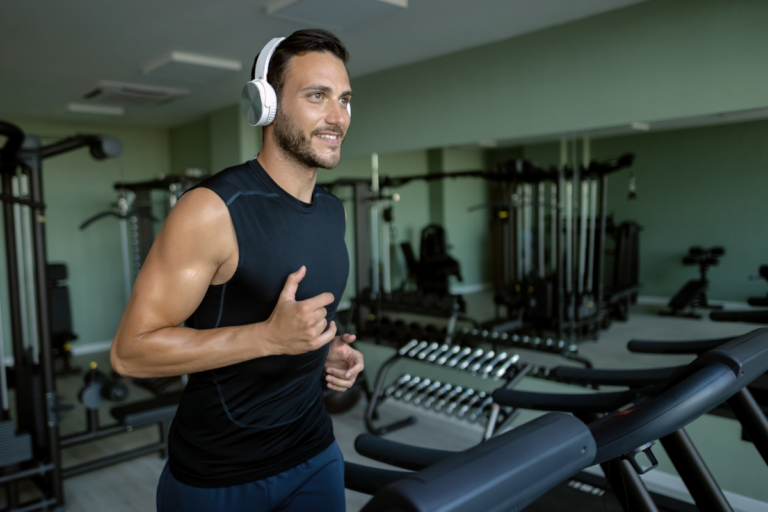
top-left (254, 37), bottom-right (286, 80)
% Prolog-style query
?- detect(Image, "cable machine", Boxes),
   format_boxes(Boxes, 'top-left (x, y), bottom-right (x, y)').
top-left (0, 120), bottom-right (121, 512)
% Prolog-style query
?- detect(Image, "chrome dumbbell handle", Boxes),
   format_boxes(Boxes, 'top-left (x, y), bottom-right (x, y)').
top-left (383, 374), bottom-right (412, 397)
top-left (393, 376), bottom-right (421, 399)
top-left (437, 346), bottom-right (462, 365)
top-left (457, 348), bottom-right (485, 370)
top-left (403, 378), bottom-right (432, 402)
top-left (481, 352), bottom-right (508, 377)
top-left (434, 386), bottom-right (463, 411)
top-left (493, 354), bottom-right (520, 380)
top-left (470, 351), bottom-right (495, 373)
top-left (446, 347), bottom-right (472, 367)
top-left (446, 389), bottom-right (475, 415)
top-left (457, 392), bottom-right (486, 418)
top-left (424, 384), bottom-right (453, 408)
top-left (427, 344), bottom-right (451, 362)
top-left (398, 340), bottom-right (419, 356)
top-left (468, 396), bottom-right (494, 422)
top-left (408, 341), bottom-right (429, 358)
top-left (412, 381), bottom-right (442, 405)
top-left (417, 342), bottom-right (440, 360)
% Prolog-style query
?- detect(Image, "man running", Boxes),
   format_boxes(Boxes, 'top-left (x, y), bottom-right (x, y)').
top-left (112, 28), bottom-right (362, 512)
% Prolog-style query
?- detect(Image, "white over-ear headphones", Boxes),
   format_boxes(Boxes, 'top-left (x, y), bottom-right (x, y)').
top-left (240, 37), bottom-right (351, 127)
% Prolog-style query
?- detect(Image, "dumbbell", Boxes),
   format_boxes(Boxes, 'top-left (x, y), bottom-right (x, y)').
top-left (78, 362), bottom-right (129, 411)
top-left (424, 384), bottom-right (453, 408)
top-left (457, 348), bottom-right (485, 370)
top-left (412, 381), bottom-right (442, 405)
top-left (407, 341), bottom-right (429, 358)
top-left (469, 351), bottom-right (496, 373)
top-left (417, 342), bottom-right (441, 360)
top-left (480, 352), bottom-right (508, 378)
top-left (468, 396), bottom-right (494, 422)
top-left (383, 374), bottom-right (413, 397)
top-left (398, 340), bottom-right (419, 356)
top-left (445, 389), bottom-right (475, 415)
top-left (393, 376), bottom-right (422, 399)
top-left (436, 346), bottom-right (462, 365)
top-left (403, 378), bottom-right (432, 402)
top-left (446, 348), bottom-right (472, 367)
top-left (493, 355), bottom-right (520, 380)
top-left (457, 392), bottom-right (486, 419)
top-left (427, 344), bottom-right (450, 363)
top-left (434, 386), bottom-right (463, 412)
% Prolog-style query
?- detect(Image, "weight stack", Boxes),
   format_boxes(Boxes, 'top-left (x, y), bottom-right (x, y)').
top-left (0, 420), bottom-right (33, 468)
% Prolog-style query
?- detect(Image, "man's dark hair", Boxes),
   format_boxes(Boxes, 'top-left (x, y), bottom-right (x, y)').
top-left (251, 29), bottom-right (349, 102)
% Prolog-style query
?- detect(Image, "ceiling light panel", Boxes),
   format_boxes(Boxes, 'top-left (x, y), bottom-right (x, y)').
top-left (267, 0), bottom-right (407, 30)
top-left (81, 81), bottom-right (190, 107)
top-left (67, 103), bottom-right (125, 116)
top-left (143, 51), bottom-right (242, 84)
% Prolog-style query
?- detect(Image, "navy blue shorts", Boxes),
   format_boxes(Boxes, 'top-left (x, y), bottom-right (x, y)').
top-left (157, 441), bottom-right (345, 512)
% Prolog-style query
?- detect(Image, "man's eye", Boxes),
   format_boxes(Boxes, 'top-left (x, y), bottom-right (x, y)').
top-left (311, 93), bottom-right (322, 100)
top-left (340, 98), bottom-right (349, 106)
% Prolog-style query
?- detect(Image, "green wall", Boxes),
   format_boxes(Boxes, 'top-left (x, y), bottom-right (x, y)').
top-left (503, 118), bottom-right (768, 302)
top-left (342, 0), bottom-right (768, 157)
top-left (0, 118), bottom-right (170, 355)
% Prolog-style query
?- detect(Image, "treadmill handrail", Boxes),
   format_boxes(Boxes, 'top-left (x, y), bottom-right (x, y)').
top-left (627, 336), bottom-right (736, 355)
top-left (593, 328), bottom-right (768, 464)
top-left (359, 412), bottom-right (595, 512)
top-left (554, 365), bottom-right (681, 387)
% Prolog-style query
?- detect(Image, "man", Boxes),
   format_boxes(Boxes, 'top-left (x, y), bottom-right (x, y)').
top-left (111, 29), bottom-right (363, 512)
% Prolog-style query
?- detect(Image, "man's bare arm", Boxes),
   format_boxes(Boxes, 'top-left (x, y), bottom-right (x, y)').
top-left (111, 188), bottom-right (337, 378)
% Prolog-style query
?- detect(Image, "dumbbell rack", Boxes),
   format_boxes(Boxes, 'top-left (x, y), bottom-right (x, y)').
top-left (365, 339), bottom-right (563, 438)
top-left (454, 328), bottom-right (592, 368)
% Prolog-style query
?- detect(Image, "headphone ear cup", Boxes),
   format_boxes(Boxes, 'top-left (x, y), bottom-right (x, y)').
top-left (241, 80), bottom-right (267, 126)
top-left (263, 83), bottom-right (278, 126)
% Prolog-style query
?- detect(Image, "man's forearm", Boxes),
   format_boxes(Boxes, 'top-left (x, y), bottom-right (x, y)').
top-left (111, 322), bottom-right (274, 378)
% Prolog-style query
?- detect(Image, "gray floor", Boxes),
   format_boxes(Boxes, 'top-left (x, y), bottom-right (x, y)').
top-left (12, 295), bottom-right (760, 511)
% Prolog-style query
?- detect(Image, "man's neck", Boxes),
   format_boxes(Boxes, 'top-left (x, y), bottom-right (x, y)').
top-left (257, 145), bottom-right (317, 204)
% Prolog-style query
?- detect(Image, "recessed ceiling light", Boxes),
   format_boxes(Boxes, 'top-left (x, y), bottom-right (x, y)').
top-left (630, 122), bottom-right (650, 131)
top-left (143, 52), bottom-right (242, 84)
top-left (267, 0), bottom-right (407, 30)
top-left (478, 140), bottom-right (498, 148)
top-left (68, 103), bottom-right (124, 116)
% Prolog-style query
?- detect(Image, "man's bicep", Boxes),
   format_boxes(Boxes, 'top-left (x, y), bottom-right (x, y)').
top-left (122, 189), bottom-right (235, 333)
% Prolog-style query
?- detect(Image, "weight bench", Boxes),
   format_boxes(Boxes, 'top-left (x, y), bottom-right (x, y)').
top-left (61, 393), bottom-right (181, 478)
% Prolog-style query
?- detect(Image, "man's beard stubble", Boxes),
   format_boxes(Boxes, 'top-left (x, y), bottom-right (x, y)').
top-left (272, 108), bottom-right (344, 170)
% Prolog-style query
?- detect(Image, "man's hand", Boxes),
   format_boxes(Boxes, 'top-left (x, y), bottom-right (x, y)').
top-left (324, 323), bottom-right (364, 392)
top-left (263, 266), bottom-right (337, 356)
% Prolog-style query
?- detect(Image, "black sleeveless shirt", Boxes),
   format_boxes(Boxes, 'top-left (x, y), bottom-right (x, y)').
top-left (167, 158), bottom-right (349, 488)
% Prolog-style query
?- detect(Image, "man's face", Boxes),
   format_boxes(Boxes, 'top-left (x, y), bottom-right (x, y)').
top-left (271, 51), bottom-right (352, 170)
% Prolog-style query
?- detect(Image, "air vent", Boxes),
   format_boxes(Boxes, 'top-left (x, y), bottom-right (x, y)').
top-left (266, 0), bottom-right (407, 30)
top-left (80, 81), bottom-right (189, 107)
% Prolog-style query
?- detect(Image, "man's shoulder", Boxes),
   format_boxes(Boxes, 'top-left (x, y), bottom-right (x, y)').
top-left (195, 161), bottom-right (261, 205)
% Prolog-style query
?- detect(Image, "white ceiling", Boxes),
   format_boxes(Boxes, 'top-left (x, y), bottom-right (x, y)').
top-left (0, 0), bottom-right (647, 127)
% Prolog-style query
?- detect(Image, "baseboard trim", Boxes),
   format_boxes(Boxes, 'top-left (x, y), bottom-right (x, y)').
top-left (637, 295), bottom-right (751, 309)
top-left (583, 465), bottom-right (768, 511)
top-left (451, 282), bottom-right (493, 295)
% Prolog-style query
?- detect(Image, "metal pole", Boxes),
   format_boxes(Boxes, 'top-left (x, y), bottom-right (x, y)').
top-left (660, 429), bottom-right (733, 512)
top-left (515, 184), bottom-right (523, 281)
top-left (381, 186), bottom-right (391, 294)
top-left (538, 182), bottom-right (545, 278)
top-left (370, 153), bottom-right (380, 297)
top-left (12, 177), bottom-right (32, 361)
top-left (20, 174), bottom-right (40, 364)
top-left (587, 180), bottom-right (597, 293)
top-left (578, 181), bottom-right (588, 294)
top-left (0, 296), bottom-right (7, 412)
top-left (26, 149), bottom-right (65, 506)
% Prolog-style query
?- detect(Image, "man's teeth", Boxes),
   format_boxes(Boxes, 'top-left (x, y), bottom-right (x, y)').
top-left (318, 134), bottom-right (338, 140)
